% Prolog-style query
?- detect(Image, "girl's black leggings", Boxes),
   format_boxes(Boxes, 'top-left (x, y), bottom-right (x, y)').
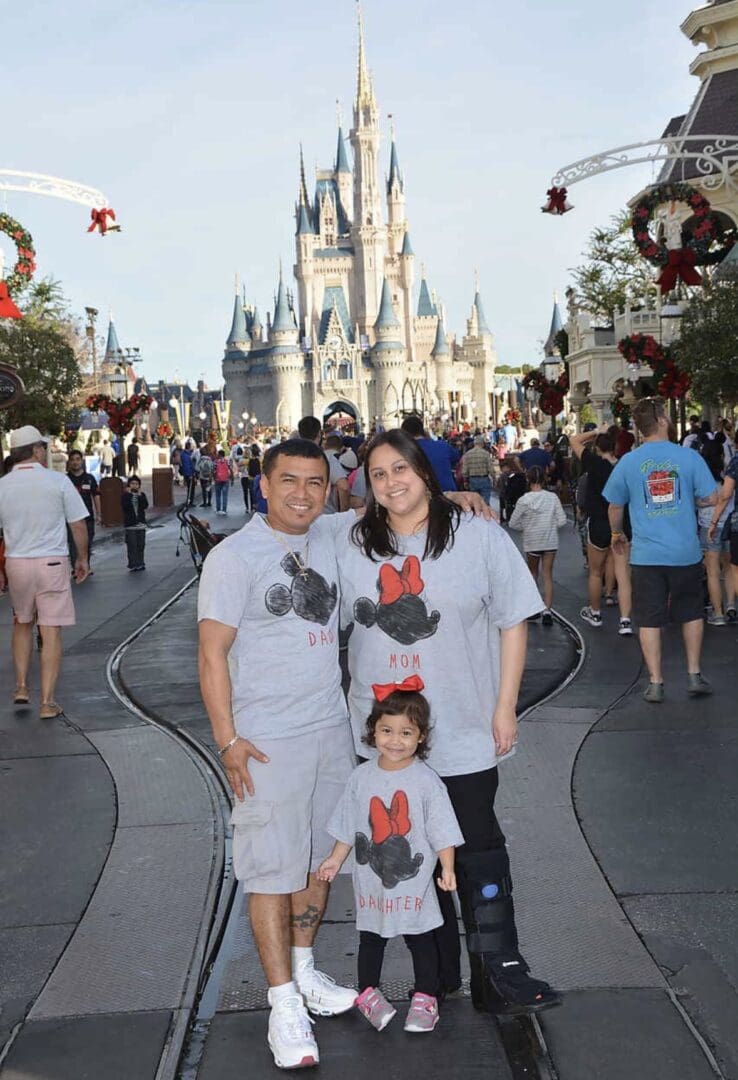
top-left (358, 929), bottom-right (438, 996)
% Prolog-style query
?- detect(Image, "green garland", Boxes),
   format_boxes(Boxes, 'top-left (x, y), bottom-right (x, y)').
top-left (0, 213), bottom-right (37, 296)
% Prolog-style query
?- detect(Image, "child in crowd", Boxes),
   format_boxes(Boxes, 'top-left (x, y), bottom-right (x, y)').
top-left (318, 676), bottom-right (463, 1034)
top-left (121, 475), bottom-right (148, 571)
top-left (508, 465), bottom-right (567, 625)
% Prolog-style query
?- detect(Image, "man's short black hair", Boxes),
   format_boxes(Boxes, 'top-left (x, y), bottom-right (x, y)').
top-left (262, 438), bottom-right (329, 481)
top-left (68, 449), bottom-right (83, 459)
top-left (400, 415), bottom-right (425, 438)
top-left (297, 415), bottom-right (322, 442)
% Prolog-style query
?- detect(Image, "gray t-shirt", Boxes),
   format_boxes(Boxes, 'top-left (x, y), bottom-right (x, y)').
top-left (327, 758), bottom-right (464, 937)
top-left (335, 514), bottom-right (543, 776)
top-left (197, 514), bottom-right (348, 740)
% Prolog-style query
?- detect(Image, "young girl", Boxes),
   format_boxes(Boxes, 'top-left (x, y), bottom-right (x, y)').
top-left (318, 676), bottom-right (463, 1034)
top-left (508, 465), bottom-right (566, 625)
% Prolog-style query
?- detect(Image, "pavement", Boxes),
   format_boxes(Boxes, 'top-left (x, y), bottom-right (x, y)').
top-left (0, 501), bottom-right (736, 1080)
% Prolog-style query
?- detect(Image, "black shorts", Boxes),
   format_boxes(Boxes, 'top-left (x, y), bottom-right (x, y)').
top-left (631, 562), bottom-right (704, 627)
top-left (587, 515), bottom-right (611, 550)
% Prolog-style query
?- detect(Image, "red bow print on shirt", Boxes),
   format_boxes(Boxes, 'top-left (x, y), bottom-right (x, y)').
top-left (369, 791), bottom-right (411, 845)
top-left (378, 555), bottom-right (424, 606)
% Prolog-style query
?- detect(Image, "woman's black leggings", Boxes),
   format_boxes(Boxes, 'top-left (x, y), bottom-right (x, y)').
top-left (434, 767), bottom-right (506, 987)
top-left (358, 929), bottom-right (439, 996)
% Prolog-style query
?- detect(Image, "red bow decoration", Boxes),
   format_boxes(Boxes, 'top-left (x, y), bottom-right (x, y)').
top-left (369, 791), bottom-right (411, 844)
top-left (655, 248), bottom-right (702, 294)
top-left (0, 281), bottom-right (22, 319)
top-left (378, 555), bottom-right (424, 605)
top-left (371, 674), bottom-right (425, 703)
top-left (541, 186), bottom-right (573, 215)
top-left (87, 207), bottom-right (118, 236)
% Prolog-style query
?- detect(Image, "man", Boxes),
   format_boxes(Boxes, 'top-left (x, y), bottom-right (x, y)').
top-left (98, 439), bottom-right (114, 477)
top-left (179, 441), bottom-right (197, 507)
top-left (0, 426), bottom-right (89, 718)
top-left (503, 417), bottom-right (518, 450)
top-left (400, 414), bottom-right (457, 490)
top-left (198, 440), bottom-right (357, 1070)
top-left (461, 435), bottom-right (499, 505)
top-left (681, 415), bottom-right (701, 448)
top-left (322, 432), bottom-right (351, 513)
top-left (297, 415), bottom-right (322, 444)
top-left (519, 437), bottom-right (552, 472)
top-left (126, 436), bottom-right (140, 476)
top-left (67, 449), bottom-right (101, 572)
top-left (604, 398), bottom-right (718, 702)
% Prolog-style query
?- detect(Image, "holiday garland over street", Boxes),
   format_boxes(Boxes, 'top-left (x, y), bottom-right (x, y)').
top-left (0, 213), bottom-right (37, 319)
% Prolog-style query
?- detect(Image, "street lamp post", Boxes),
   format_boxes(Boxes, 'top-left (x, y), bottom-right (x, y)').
top-left (659, 295), bottom-right (686, 437)
top-left (109, 365), bottom-right (128, 475)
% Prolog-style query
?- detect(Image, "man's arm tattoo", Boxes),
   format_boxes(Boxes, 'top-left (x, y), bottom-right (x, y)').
top-left (290, 904), bottom-right (320, 930)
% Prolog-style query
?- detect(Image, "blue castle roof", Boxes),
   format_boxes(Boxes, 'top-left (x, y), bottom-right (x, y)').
top-left (375, 278), bottom-right (401, 330)
top-left (474, 291), bottom-right (491, 335)
top-left (335, 126), bottom-right (351, 174)
top-left (104, 317), bottom-right (123, 360)
top-left (401, 231), bottom-right (414, 256)
top-left (319, 286), bottom-right (355, 344)
top-left (417, 279), bottom-right (437, 318)
top-left (544, 299), bottom-right (564, 355)
top-left (227, 292), bottom-right (249, 345)
top-left (297, 201), bottom-right (314, 235)
top-left (388, 139), bottom-right (403, 193)
top-left (431, 316), bottom-right (449, 356)
top-left (272, 273), bottom-right (294, 333)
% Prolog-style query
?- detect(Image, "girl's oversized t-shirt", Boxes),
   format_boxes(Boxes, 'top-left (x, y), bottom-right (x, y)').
top-left (327, 759), bottom-right (464, 937)
top-left (336, 514), bottom-right (543, 776)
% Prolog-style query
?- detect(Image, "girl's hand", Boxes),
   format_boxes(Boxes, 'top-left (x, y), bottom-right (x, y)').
top-left (436, 868), bottom-right (457, 892)
top-left (316, 857), bottom-right (341, 883)
top-left (493, 705), bottom-right (518, 757)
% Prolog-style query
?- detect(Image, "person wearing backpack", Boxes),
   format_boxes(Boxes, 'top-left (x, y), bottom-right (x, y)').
top-left (197, 453), bottom-right (214, 507)
top-left (213, 450), bottom-right (233, 515)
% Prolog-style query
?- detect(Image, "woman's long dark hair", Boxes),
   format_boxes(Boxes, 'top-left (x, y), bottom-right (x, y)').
top-left (350, 429), bottom-right (460, 561)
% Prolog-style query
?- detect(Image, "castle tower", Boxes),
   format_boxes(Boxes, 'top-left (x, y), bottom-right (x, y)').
top-left (413, 270), bottom-right (438, 365)
top-left (431, 309), bottom-right (452, 415)
top-left (386, 133), bottom-right (407, 257)
top-left (226, 279), bottom-right (251, 355)
top-left (350, 6), bottom-right (386, 337)
top-left (544, 295), bottom-right (565, 357)
top-left (398, 229), bottom-right (415, 361)
top-left (268, 268), bottom-right (303, 430)
top-left (371, 278), bottom-right (404, 424)
top-left (460, 283), bottom-right (497, 424)
top-left (335, 123), bottom-right (352, 226)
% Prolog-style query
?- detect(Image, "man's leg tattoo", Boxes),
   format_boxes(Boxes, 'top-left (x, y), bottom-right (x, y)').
top-left (290, 905), bottom-right (320, 931)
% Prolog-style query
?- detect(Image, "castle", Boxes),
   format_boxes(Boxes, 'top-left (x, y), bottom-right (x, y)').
top-left (221, 11), bottom-right (500, 432)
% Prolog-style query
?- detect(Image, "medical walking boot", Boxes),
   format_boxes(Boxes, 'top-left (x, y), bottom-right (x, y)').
top-left (456, 847), bottom-right (560, 1016)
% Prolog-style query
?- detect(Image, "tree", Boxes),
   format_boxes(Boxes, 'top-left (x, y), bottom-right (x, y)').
top-left (673, 270), bottom-right (738, 409)
top-left (0, 278), bottom-right (86, 438)
top-left (569, 210), bottom-right (655, 324)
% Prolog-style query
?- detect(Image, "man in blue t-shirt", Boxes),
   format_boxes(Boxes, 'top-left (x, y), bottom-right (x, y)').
top-left (603, 398), bottom-right (717, 703)
top-left (519, 438), bottom-right (552, 473)
top-left (400, 415), bottom-right (457, 491)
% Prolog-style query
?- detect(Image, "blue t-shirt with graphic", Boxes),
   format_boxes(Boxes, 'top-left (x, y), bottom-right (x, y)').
top-left (602, 440), bottom-right (717, 566)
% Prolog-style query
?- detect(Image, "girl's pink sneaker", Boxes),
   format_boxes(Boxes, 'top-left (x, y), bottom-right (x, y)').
top-left (404, 992), bottom-right (439, 1032)
top-left (355, 986), bottom-right (396, 1031)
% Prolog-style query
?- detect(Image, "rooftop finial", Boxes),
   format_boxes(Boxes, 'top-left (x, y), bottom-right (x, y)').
top-left (234, 272), bottom-right (240, 295)
top-left (474, 267), bottom-right (480, 293)
top-left (299, 143), bottom-right (310, 207)
top-left (388, 113), bottom-right (395, 142)
top-left (336, 98), bottom-right (342, 127)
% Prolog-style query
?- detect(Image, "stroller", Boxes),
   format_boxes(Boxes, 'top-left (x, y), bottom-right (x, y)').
top-left (176, 504), bottom-right (226, 576)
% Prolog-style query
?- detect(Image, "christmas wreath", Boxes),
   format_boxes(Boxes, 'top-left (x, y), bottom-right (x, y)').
top-left (630, 182), bottom-right (736, 292)
top-left (504, 408), bottom-right (522, 425)
top-left (523, 369), bottom-right (569, 416)
top-left (0, 213), bottom-right (37, 318)
top-left (84, 391), bottom-right (152, 436)
top-left (616, 335), bottom-right (690, 400)
top-left (156, 421), bottom-right (174, 440)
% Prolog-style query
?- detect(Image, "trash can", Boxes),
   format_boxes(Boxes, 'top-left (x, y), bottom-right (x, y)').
top-left (99, 477), bottom-right (125, 527)
top-left (152, 467), bottom-right (174, 508)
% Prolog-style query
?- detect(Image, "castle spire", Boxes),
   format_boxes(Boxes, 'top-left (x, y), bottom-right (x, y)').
top-left (431, 313), bottom-right (450, 357)
top-left (544, 293), bottom-right (564, 356)
top-left (272, 265), bottom-right (294, 333)
top-left (387, 131), bottom-right (403, 193)
top-left (226, 289), bottom-right (249, 347)
top-left (335, 126), bottom-right (351, 174)
top-left (355, 2), bottom-right (375, 111)
top-left (104, 314), bottom-right (123, 362)
top-left (374, 278), bottom-right (401, 331)
top-left (299, 144), bottom-right (311, 210)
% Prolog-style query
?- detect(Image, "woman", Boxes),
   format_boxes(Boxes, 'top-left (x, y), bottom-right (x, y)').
top-left (700, 439), bottom-right (736, 624)
top-left (508, 465), bottom-right (566, 625)
top-left (571, 427), bottom-right (633, 635)
top-left (335, 429), bottom-right (558, 1015)
top-left (708, 447), bottom-right (738, 613)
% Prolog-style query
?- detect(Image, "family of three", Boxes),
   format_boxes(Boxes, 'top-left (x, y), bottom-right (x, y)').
top-left (197, 432), bottom-right (558, 1070)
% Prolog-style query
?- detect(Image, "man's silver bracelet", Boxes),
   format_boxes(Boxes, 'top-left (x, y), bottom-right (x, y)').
top-left (217, 735), bottom-right (242, 758)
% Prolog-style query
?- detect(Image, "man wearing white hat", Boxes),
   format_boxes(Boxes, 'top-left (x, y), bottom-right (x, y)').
top-left (0, 425), bottom-right (90, 718)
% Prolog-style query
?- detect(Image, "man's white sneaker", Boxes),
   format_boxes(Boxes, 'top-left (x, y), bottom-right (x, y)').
top-left (294, 958), bottom-right (357, 1016)
top-left (267, 993), bottom-right (319, 1070)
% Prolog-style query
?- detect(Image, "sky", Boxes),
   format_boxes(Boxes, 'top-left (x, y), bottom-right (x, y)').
top-left (2, 0), bottom-right (699, 389)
